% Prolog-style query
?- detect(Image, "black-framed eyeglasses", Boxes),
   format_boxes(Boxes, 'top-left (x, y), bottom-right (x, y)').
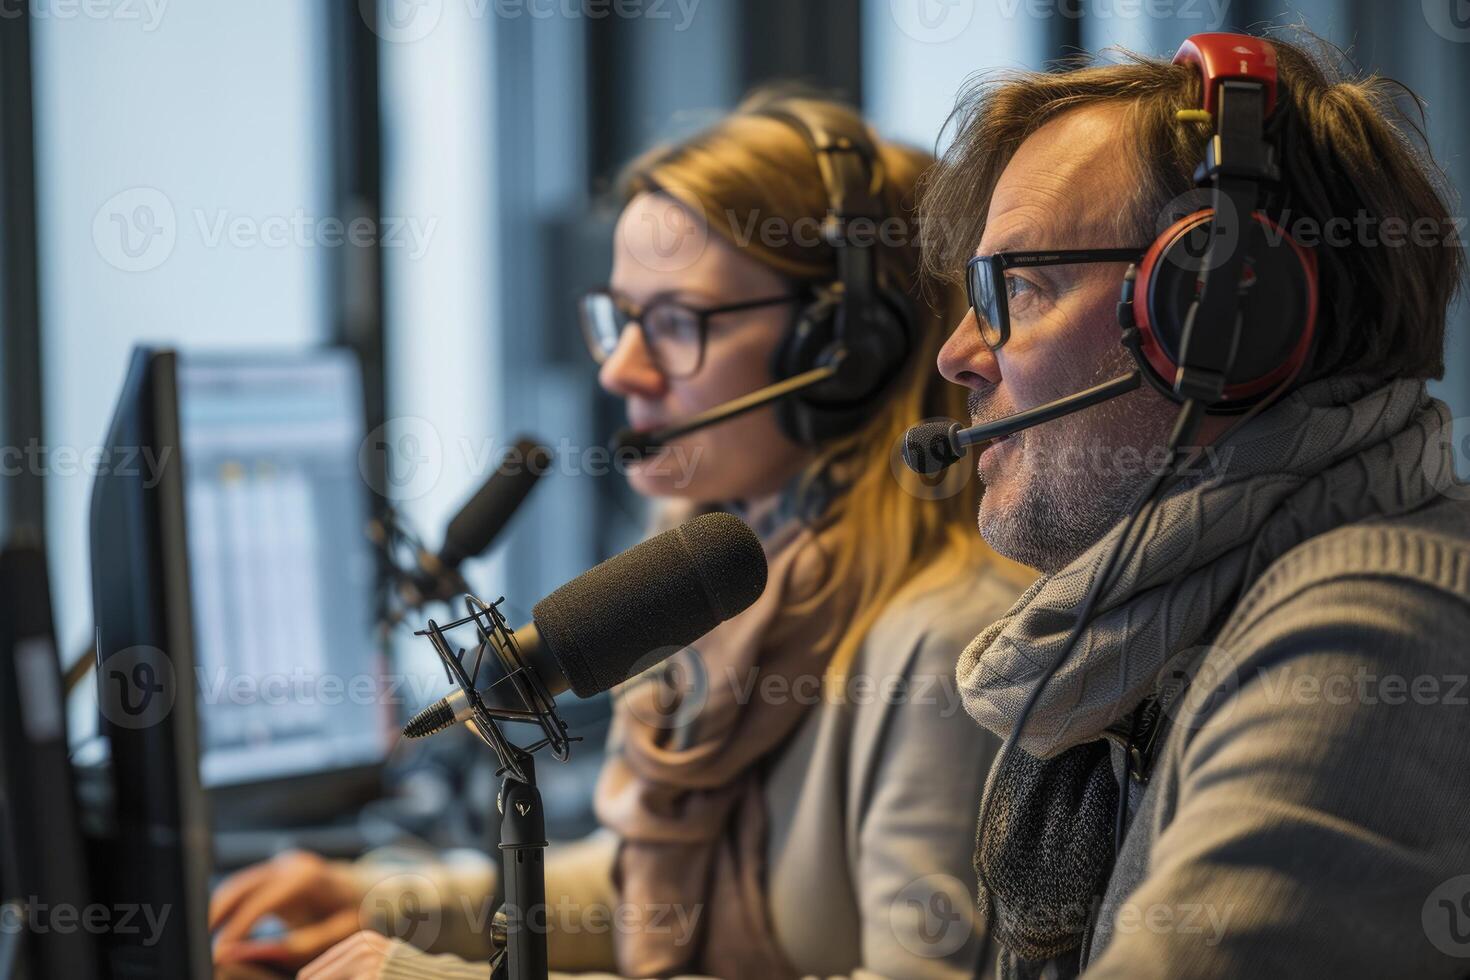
top-left (966, 248), bottom-right (1146, 351)
top-left (579, 288), bottom-right (801, 379)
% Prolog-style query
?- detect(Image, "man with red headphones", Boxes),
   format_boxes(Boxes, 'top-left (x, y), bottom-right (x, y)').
top-left (922, 31), bottom-right (1470, 978)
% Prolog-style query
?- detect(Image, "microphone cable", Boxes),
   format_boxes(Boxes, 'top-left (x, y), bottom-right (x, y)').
top-left (970, 359), bottom-right (1307, 976)
top-left (968, 398), bottom-right (1200, 976)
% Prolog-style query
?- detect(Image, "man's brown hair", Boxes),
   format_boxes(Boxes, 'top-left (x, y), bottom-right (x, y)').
top-left (919, 31), bottom-right (1464, 383)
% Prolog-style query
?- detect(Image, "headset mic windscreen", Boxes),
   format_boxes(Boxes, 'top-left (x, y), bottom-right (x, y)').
top-left (902, 420), bottom-right (964, 475)
top-left (611, 427), bottom-right (658, 460)
top-left (532, 511), bottom-right (767, 698)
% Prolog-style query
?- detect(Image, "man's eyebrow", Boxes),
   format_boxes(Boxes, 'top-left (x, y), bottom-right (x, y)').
top-left (977, 221), bottom-right (1131, 257)
top-left (975, 231), bottom-right (1035, 257)
top-left (973, 212), bottom-right (1042, 255)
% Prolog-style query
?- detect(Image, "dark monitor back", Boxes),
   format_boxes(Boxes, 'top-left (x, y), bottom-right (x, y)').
top-left (90, 347), bottom-right (212, 979)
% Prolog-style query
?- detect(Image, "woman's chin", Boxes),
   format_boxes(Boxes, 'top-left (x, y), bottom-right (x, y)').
top-left (626, 463), bottom-right (698, 500)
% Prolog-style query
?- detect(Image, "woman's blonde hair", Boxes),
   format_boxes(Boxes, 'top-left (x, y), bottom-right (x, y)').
top-left (619, 88), bottom-right (1006, 672)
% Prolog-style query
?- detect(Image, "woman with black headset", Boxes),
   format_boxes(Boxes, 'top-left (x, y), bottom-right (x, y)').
top-left (212, 90), bottom-right (1032, 980)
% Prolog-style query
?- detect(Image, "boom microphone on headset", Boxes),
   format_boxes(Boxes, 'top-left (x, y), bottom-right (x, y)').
top-left (613, 359), bottom-right (843, 459)
top-left (403, 511), bottom-right (768, 738)
top-left (902, 371), bottom-right (1142, 475)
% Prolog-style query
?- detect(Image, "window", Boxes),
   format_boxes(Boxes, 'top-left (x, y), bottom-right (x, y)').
top-left (33, 2), bottom-right (333, 659)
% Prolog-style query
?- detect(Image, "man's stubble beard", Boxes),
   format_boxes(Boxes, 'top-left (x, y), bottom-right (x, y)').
top-left (970, 348), bottom-right (1175, 575)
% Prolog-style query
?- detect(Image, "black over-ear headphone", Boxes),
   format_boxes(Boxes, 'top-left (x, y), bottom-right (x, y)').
top-left (1118, 33), bottom-right (1319, 412)
top-left (751, 99), bottom-right (916, 445)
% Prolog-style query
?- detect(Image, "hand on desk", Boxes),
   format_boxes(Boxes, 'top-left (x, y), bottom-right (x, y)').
top-left (298, 931), bottom-right (396, 979)
top-left (210, 849), bottom-right (367, 972)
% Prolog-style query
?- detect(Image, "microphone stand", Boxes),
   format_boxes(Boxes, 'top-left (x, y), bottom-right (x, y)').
top-left (416, 596), bottom-right (574, 980)
top-left (494, 751), bottom-right (548, 980)
top-left (369, 507), bottom-right (475, 630)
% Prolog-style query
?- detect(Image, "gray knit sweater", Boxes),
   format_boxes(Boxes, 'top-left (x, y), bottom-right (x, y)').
top-left (957, 376), bottom-right (1470, 978)
top-left (1085, 491), bottom-right (1470, 977)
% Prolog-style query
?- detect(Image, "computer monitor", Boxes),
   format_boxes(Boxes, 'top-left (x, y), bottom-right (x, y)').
top-left (88, 346), bottom-right (391, 976)
top-left (175, 351), bottom-right (388, 826)
top-left (90, 346), bottom-right (212, 978)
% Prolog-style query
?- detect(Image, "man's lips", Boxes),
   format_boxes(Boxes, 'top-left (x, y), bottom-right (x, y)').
top-left (976, 428), bottom-right (1017, 469)
top-left (969, 419), bottom-right (1012, 443)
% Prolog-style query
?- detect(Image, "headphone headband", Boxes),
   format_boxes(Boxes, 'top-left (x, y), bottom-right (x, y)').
top-left (1173, 33), bottom-right (1278, 117)
top-left (1119, 33), bottom-right (1318, 412)
top-left (753, 100), bottom-right (885, 215)
top-left (747, 97), bottom-right (915, 444)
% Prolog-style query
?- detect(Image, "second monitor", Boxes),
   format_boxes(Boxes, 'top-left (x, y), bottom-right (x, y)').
top-left (176, 351), bottom-right (388, 824)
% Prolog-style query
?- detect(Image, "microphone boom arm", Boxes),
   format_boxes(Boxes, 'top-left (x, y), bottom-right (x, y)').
top-left (627, 359), bottom-right (840, 452)
top-left (955, 371), bottom-right (1141, 449)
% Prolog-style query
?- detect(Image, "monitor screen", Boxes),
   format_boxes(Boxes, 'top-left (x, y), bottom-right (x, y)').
top-left (176, 351), bottom-right (387, 789)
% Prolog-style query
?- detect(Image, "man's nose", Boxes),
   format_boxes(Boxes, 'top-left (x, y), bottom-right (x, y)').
top-left (598, 324), bottom-right (668, 400)
top-left (937, 309), bottom-right (1001, 389)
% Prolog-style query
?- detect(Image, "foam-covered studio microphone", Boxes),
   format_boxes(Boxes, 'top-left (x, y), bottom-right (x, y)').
top-left (403, 511), bottom-right (768, 738)
top-left (613, 359), bottom-right (843, 459)
top-left (902, 371), bottom-right (1143, 475)
top-left (439, 438), bottom-right (553, 568)
top-left (375, 436), bottom-right (552, 613)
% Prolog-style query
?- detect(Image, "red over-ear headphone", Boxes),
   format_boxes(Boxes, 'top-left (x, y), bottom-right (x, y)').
top-left (1118, 33), bottom-right (1319, 412)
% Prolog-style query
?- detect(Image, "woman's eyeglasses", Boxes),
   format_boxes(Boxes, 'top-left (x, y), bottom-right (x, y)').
top-left (966, 248), bottom-right (1146, 351)
top-left (579, 288), bottom-right (800, 379)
